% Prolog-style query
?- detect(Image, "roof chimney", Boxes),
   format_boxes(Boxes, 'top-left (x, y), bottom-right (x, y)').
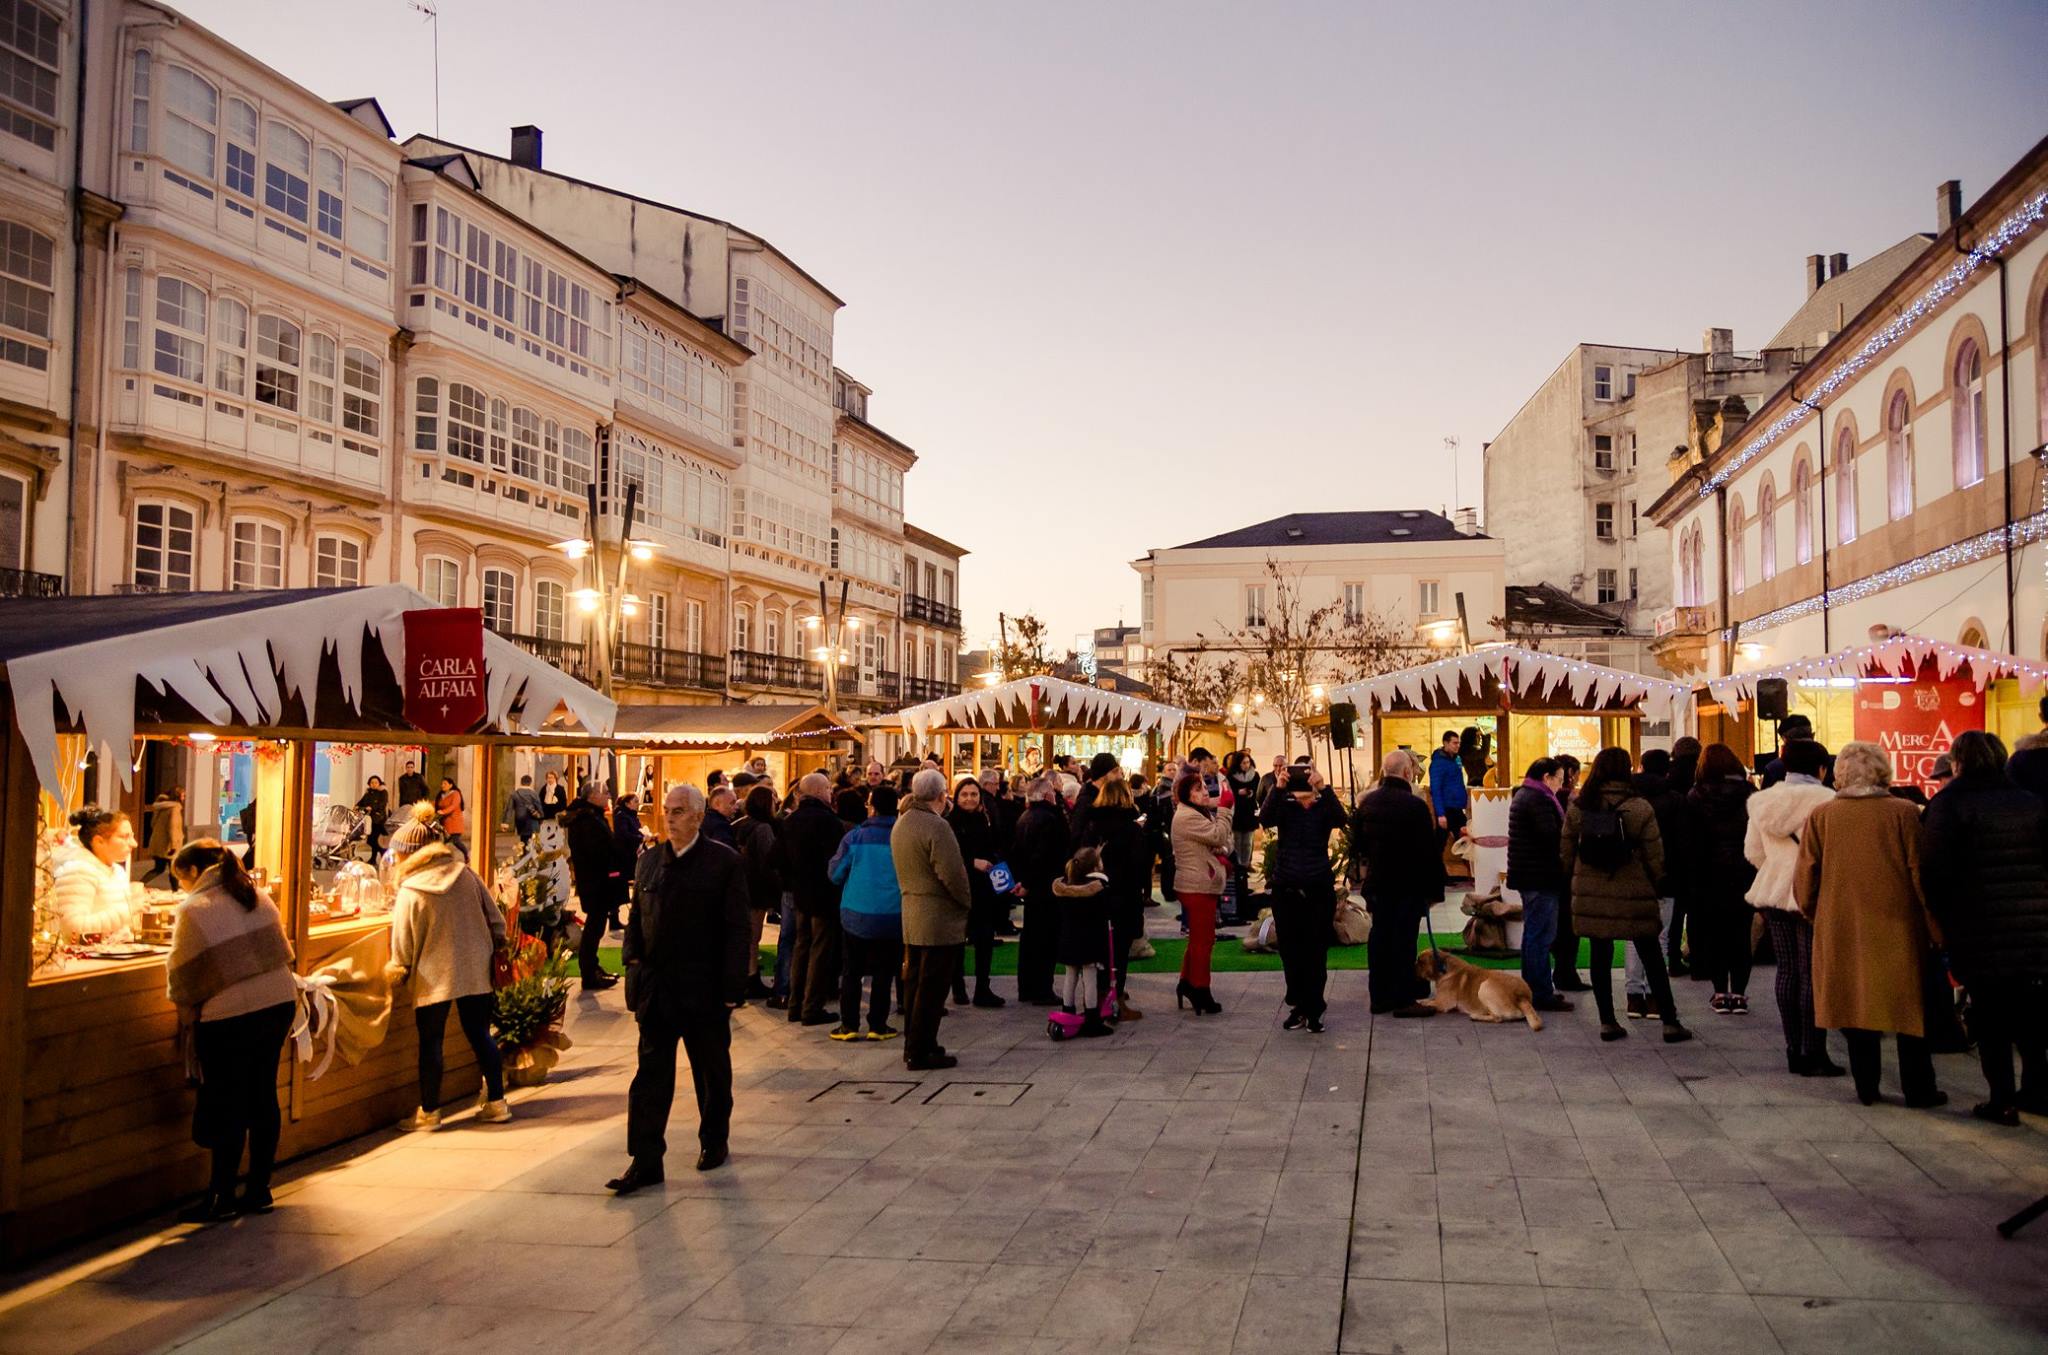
top-left (510, 125), bottom-right (543, 170)
top-left (1703, 327), bottom-right (1734, 359)
top-left (1805, 253), bottom-right (1826, 297)
top-left (1453, 507), bottom-right (1479, 536)
top-left (1827, 251), bottom-right (1849, 279)
top-left (1936, 179), bottom-right (1962, 234)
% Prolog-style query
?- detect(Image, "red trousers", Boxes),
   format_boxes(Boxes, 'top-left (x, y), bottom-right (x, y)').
top-left (1180, 892), bottom-right (1218, 986)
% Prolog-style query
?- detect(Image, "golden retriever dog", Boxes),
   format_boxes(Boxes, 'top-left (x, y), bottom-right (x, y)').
top-left (1416, 951), bottom-right (1542, 1031)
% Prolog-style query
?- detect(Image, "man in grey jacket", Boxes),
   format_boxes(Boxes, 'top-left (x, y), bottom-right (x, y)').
top-left (891, 769), bottom-right (972, 1071)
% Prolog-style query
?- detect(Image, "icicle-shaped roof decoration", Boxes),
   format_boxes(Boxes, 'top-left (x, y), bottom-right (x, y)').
top-left (896, 675), bottom-right (1187, 748)
top-left (1329, 645), bottom-right (1689, 727)
top-left (6, 585), bottom-right (616, 796)
top-left (1705, 633), bottom-right (2048, 705)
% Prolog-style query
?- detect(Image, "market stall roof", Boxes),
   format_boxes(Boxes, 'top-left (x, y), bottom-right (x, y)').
top-left (612, 703), bottom-right (854, 747)
top-left (897, 674), bottom-right (1187, 745)
top-left (1705, 633), bottom-right (2048, 704)
top-left (1329, 644), bottom-right (1689, 726)
top-left (0, 586), bottom-right (616, 796)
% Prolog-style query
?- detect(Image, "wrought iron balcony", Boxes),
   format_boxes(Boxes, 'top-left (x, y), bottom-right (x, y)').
top-left (903, 594), bottom-right (962, 630)
top-left (613, 643), bottom-right (726, 693)
top-left (902, 675), bottom-right (959, 704)
top-left (0, 567), bottom-right (64, 598)
top-left (498, 632), bottom-right (593, 681)
top-left (729, 649), bottom-right (823, 692)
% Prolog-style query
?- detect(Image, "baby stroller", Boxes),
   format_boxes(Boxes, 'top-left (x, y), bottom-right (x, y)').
top-left (311, 804), bottom-right (369, 868)
top-left (1046, 922), bottom-right (1119, 1041)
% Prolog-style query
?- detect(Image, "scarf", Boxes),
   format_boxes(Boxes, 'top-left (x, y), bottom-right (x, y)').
top-left (1521, 776), bottom-right (1561, 814)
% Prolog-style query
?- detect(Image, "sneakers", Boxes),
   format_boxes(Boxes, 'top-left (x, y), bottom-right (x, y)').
top-left (1531, 995), bottom-right (1574, 1013)
top-left (865, 1026), bottom-right (900, 1042)
top-left (476, 1099), bottom-right (513, 1123)
top-left (1625, 994), bottom-right (1651, 1020)
top-left (1728, 994), bottom-right (1749, 1016)
top-left (1709, 993), bottom-right (1731, 1015)
top-left (828, 1026), bottom-right (863, 1041)
top-left (398, 1108), bottom-right (441, 1133)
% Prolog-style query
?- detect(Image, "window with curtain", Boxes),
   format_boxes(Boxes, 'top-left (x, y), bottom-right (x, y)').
top-left (223, 99), bottom-right (257, 199)
top-left (304, 333), bottom-right (336, 422)
top-left (1887, 390), bottom-right (1913, 520)
top-left (342, 347), bottom-right (380, 437)
top-left (263, 121), bottom-right (310, 224)
top-left (314, 148), bottom-right (344, 241)
top-left (1953, 340), bottom-right (1986, 489)
top-left (1835, 427), bottom-right (1858, 545)
top-left (1759, 478), bottom-right (1778, 581)
top-left (1793, 459), bottom-right (1813, 564)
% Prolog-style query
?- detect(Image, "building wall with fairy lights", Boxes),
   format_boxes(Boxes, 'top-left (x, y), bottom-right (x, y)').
top-left (1650, 148), bottom-right (2048, 677)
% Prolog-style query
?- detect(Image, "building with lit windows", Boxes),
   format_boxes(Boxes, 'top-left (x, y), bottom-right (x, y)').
top-left (901, 522), bottom-right (966, 705)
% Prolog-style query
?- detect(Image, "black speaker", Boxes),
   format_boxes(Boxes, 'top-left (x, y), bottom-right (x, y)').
top-left (1329, 701), bottom-right (1358, 749)
top-left (1755, 677), bottom-right (1789, 722)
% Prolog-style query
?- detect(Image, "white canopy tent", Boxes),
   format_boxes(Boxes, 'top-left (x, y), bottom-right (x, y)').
top-left (897, 674), bottom-right (1188, 747)
top-left (1705, 632), bottom-right (2048, 704)
top-left (1330, 645), bottom-right (1690, 729)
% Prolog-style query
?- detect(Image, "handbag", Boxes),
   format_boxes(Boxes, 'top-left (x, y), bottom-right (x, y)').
top-left (491, 945), bottom-right (515, 990)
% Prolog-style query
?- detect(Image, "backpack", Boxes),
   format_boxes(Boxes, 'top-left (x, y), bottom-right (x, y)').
top-left (1575, 795), bottom-right (1636, 872)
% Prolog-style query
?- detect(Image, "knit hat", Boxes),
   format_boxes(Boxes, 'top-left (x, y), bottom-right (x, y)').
top-left (389, 801), bottom-right (442, 861)
top-left (1087, 752), bottom-right (1120, 781)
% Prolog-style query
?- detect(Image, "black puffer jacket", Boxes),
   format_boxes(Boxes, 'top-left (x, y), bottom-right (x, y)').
top-left (1258, 786), bottom-right (1346, 889)
top-left (1920, 770), bottom-right (2048, 982)
top-left (1633, 771), bottom-right (1689, 897)
top-left (1350, 778), bottom-right (1444, 907)
top-left (1505, 782), bottom-right (1564, 893)
top-left (1685, 775), bottom-right (1756, 906)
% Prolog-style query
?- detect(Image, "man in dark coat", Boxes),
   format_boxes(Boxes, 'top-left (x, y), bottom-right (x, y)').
top-left (779, 773), bottom-right (847, 1026)
top-left (1760, 715), bottom-right (1830, 789)
top-left (1507, 757), bottom-right (1572, 1012)
top-left (1260, 766), bottom-right (1347, 1030)
top-left (1010, 776), bottom-right (1072, 1004)
top-left (508, 775), bottom-right (543, 845)
top-left (2007, 696), bottom-right (2048, 800)
top-left (563, 783), bottom-right (622, 991)
top-left (608, 783), bottom-right (751, 1192)
top-left (396, 761), bottom-right (430, 810)
top-left (703, 785), bottom-right (740, 850)
top-left (1350, 750), bottom-right (1444, 1017)
top-left (1920, 730), bottom-right (2048, 1121)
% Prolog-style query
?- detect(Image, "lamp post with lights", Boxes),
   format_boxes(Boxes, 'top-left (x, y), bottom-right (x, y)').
top-left (551, 480), bottom-right (656, 701)
top-left (807, 578), bottom-right (858, 710)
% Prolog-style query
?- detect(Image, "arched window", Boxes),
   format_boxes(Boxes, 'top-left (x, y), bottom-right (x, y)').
top-left (1793, 458), bottom-right (1813, 564)
top-left (0, 221), bottom-right (56, 371)
top-left (413, 376), bottom-right (438, 450)
top-left (254, 314), bottom-right (300, 412)
top-left (1887, 390), bottom-right (1913, 520)
top-left (2039, 292), bottom-right (2048, 448)
top-left (1690, 529), bottom-right (1704, 608)
top-left (732, 601), bottom-right (751, 652)
top-left (446, 382), bottom-right (486, 463)
top-left (1953, 339), bottom-right (1986, 488)
top-left (161, 65), bottom-right (216, 180)
top-left (1759, 477), bottom-right (1778, 581)
top-left (1834, 426), bottom-right (1857, 546)
top-left (1729, 497), bottom-right (1746, 593)
top-left (421, 555), bottom-right (460, 608)
top-left (152, 276), bottom-right (206, 383)
top-left (223, 99), bottom-right (257, 198)
top-left (314, 148), bottom-right (344, 241)
top-left (263, 121), bottom-right (310, 224)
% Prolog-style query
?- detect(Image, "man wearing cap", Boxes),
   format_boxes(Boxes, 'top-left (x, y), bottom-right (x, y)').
top-left (1760, 715), bottom-right (1830, 789)
top-left (608, 783), bottom-right (750, 1192)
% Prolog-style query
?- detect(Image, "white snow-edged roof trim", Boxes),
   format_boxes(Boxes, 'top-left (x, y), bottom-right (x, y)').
top-left (8, 585), bottom-right (616, 796)
top-left (895, 675), bottom-right (1187, 748)
top-left (1705, 633), bottom-right (2048, 705)
top-left (1329, 645), bottom-right (1689, 727)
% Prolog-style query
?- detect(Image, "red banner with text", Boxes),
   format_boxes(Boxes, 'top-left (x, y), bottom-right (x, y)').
top-left (1851, 669), bottom-right (1983, 794)
top-left (402, 607), bottom-right (487, 734)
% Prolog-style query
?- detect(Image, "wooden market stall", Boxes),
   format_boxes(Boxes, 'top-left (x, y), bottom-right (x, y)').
top-left (0, 586), bottom-right (614, 1263)
top-left (609, 703), bottom-right (861, 801)
top-left (1703, 633), bottom-right (2048, 794)
top-left (896, 675), bottom-right (1189, 780)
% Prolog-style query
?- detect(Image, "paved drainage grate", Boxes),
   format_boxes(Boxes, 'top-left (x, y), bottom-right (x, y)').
top-left (808, 1080), bottom-right (924, 1104)
top-left (923, 1081), bottom-right (1032, 1107)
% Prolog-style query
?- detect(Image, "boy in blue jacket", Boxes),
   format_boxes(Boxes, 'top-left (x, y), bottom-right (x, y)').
top-left (1428, 730), bottom-right (1469, 865)
top-left (826, 785), bottom-right (903, 1041)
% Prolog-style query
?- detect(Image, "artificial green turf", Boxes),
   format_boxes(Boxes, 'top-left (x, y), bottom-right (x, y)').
top-left (597, 935), bottom-right (1619, 976)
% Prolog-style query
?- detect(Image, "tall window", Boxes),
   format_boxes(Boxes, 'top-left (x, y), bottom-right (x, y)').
top-left (413, 377), bottom-right (438, 450)
top-left (732, 603), bottom-right (750, 652)
top-left (133, 502), bottom-right (195, 591)
top-left (152, 276), bottom-right (205, 383)
top-left (1595, 569), bottom-right (1617, 604)
top-left (223, 99), bottom-right (257, 199)
top-left (446, 382), bottom-right (486, 463)
top-left (1244, 584), bottom-right (1266, 627)
top-left (1953, 340), bottom-right (1986, 489)
top-left (254, 315), bottom-right (300, 411)
top-left (480, 567), bottom-right (515, 632)
top-left (1418, 579), bottom-right (1441, 617)
top-left (0, 0), bottom-right (61, 150)
top-left (684, 598), bottom-right (703, 653)
top-left (342, 347), bottom-right (380, 437)
top-left (421, 555), bottom-right (459, 607)
top-left (1834, 426), bottom-right (1858, 545)
top-left (1729, 498), bottom-right (1747, 593)
top-left (304, 333), bottom-right (335, 422)
top-left (763, 607), bottom-right (780, 657)
top-left (1627, 500), bottom-right (1638, 539)
top-left (1793, 458), bottom-right (1813, 565)
top-left (230, 519), bottom-right (284, 590)
top-left (314, 148), bottom-right (344, 241)
top-left (1592, 434), bottom-right (1613, 471)
top-left (1690, 530), bottom-right (1704, 608)
top-left (0, 219), bottom-right (53, 370)
top-left (1342, 581), bottom-right (1364, 625)
top-left (348, 168), bottom-right (390, 262)
top-left (1627, 568), bottom-right (1638, 601)
top-left (314, 534), bottom-right (361, 587)
top-left (534, 580), bottom-right (564, 640)
top-left (213, 298), bottom-right (247, 396)
top-left (1594, 502), bottom-right (1615, 540)
top-left (1759, 478), bottom-right (1778, 581)
top-left (510, 407), bottom-right (540, 479)
top-left (1593, 365), bottom-right (1613, 400)
top-left (648, 593), bottom-right (668, 652)
top-left (263, 121), bottom-right (310, 225)
top-left (1887, 391), bottom-right (1913, 520)
top-left (163, 66), bottom-right (218, 181)
top-left (127, 49), bottom-right (149, 154)
top-left (0, 468), bottom-right (23, 568)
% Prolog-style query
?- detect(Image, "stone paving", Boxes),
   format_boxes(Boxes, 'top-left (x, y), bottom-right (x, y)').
top-left (4, 928), bottom-right (2048, 1354)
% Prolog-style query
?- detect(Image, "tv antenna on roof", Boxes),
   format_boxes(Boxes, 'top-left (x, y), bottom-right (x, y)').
top-left (408, 1), bottom-right (440, 136)
top-left (1444, 435), bottom-right (1462, 510)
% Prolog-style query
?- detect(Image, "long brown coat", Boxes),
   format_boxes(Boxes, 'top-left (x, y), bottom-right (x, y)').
top-left (1794, 791), bottom-right (1937, 1038)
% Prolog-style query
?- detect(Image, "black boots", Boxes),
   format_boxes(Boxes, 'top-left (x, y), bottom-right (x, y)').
top-left (972, 982), bottom-right (1006, 1008)
top-left (1176, 979), bottom-right (1222, 1014)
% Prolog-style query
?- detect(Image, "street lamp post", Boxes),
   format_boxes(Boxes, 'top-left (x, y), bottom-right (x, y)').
top-left (553, 479), bottom-right (656, 701)
top-left (808, 577), bottom-right (857, 710)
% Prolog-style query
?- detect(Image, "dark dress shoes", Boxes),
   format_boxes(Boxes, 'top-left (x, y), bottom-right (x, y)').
top-left (905, 1053), bottom-right (958, 1071)
top-left (696, 1146), bottom-right (728, 1172)
top-left (605, 1160), bottom-right (665, 1194)
top-left (581, 971), bottom-right (620, 992)
top-left (177, 1192), bottom-right (239, 1224)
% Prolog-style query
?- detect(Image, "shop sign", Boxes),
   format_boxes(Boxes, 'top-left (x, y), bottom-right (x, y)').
top-left (1852, 674), bottom-right (1982, 793)
top-left (403, 607), bottom-right (486, 734)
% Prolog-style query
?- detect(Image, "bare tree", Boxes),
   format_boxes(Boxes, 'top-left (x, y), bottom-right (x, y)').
top-left (1145, 648), bottom-right (1243, 716)
top-left (994, 612), bottom-right (1075, 679)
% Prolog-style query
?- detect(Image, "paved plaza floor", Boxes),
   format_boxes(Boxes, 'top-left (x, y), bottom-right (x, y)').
top-left (5, 924), bottom-right (2048, 1354)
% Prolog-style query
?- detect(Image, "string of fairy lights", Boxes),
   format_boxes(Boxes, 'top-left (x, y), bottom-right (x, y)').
top-left (1706, 633), bottom-right (2048, 701)
top-left (1698, 188), bottom-right (2048, 500)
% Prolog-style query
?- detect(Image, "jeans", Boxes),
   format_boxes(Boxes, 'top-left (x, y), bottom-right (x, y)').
top-left (1180, 892), bottom-right (1218, 986)
top-left (626, 1006), bottom-right (732, 1163)
top-left (903, 943), bottom-right (962, 1062)
top-left (1759, 910), bottom-right (1826, 1059)
top-left (1367, 897), bottom-right (1427, 1012)
top-left (1273, 877), bottom-right (1334, 1019)
top-left (773, 892), bottom-right (796, 997)
top-left (1626, 899), bottom-right (1676, 998)
top-left (191, 1001), bottom-right (295, 1196)
top-left (415, 992), bottom-right (505, 1108)
top-left (839, 932), bottom-right (901, 1034)
top-left (1590, 937), bottom-right (1678, 1027)
top-left (1519, 889), bottom-right (1560, 1003)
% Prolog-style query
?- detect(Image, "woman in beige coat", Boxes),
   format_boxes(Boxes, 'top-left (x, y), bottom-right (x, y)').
top-left (1171, 772), bottom-right (1234, 1014)
top-left (1794, 741), bottom-right (1944, 1108)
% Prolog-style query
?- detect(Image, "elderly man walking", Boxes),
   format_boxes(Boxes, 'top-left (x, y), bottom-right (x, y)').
top-left (892, 769), bottom-right (973, 1071)
top-left (608, 784), bottom-right (750, 1193)
top-left (783, 773), bottom-right (848, 1026)
top-left (1351, 749), bottom-right (1444, 1017)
